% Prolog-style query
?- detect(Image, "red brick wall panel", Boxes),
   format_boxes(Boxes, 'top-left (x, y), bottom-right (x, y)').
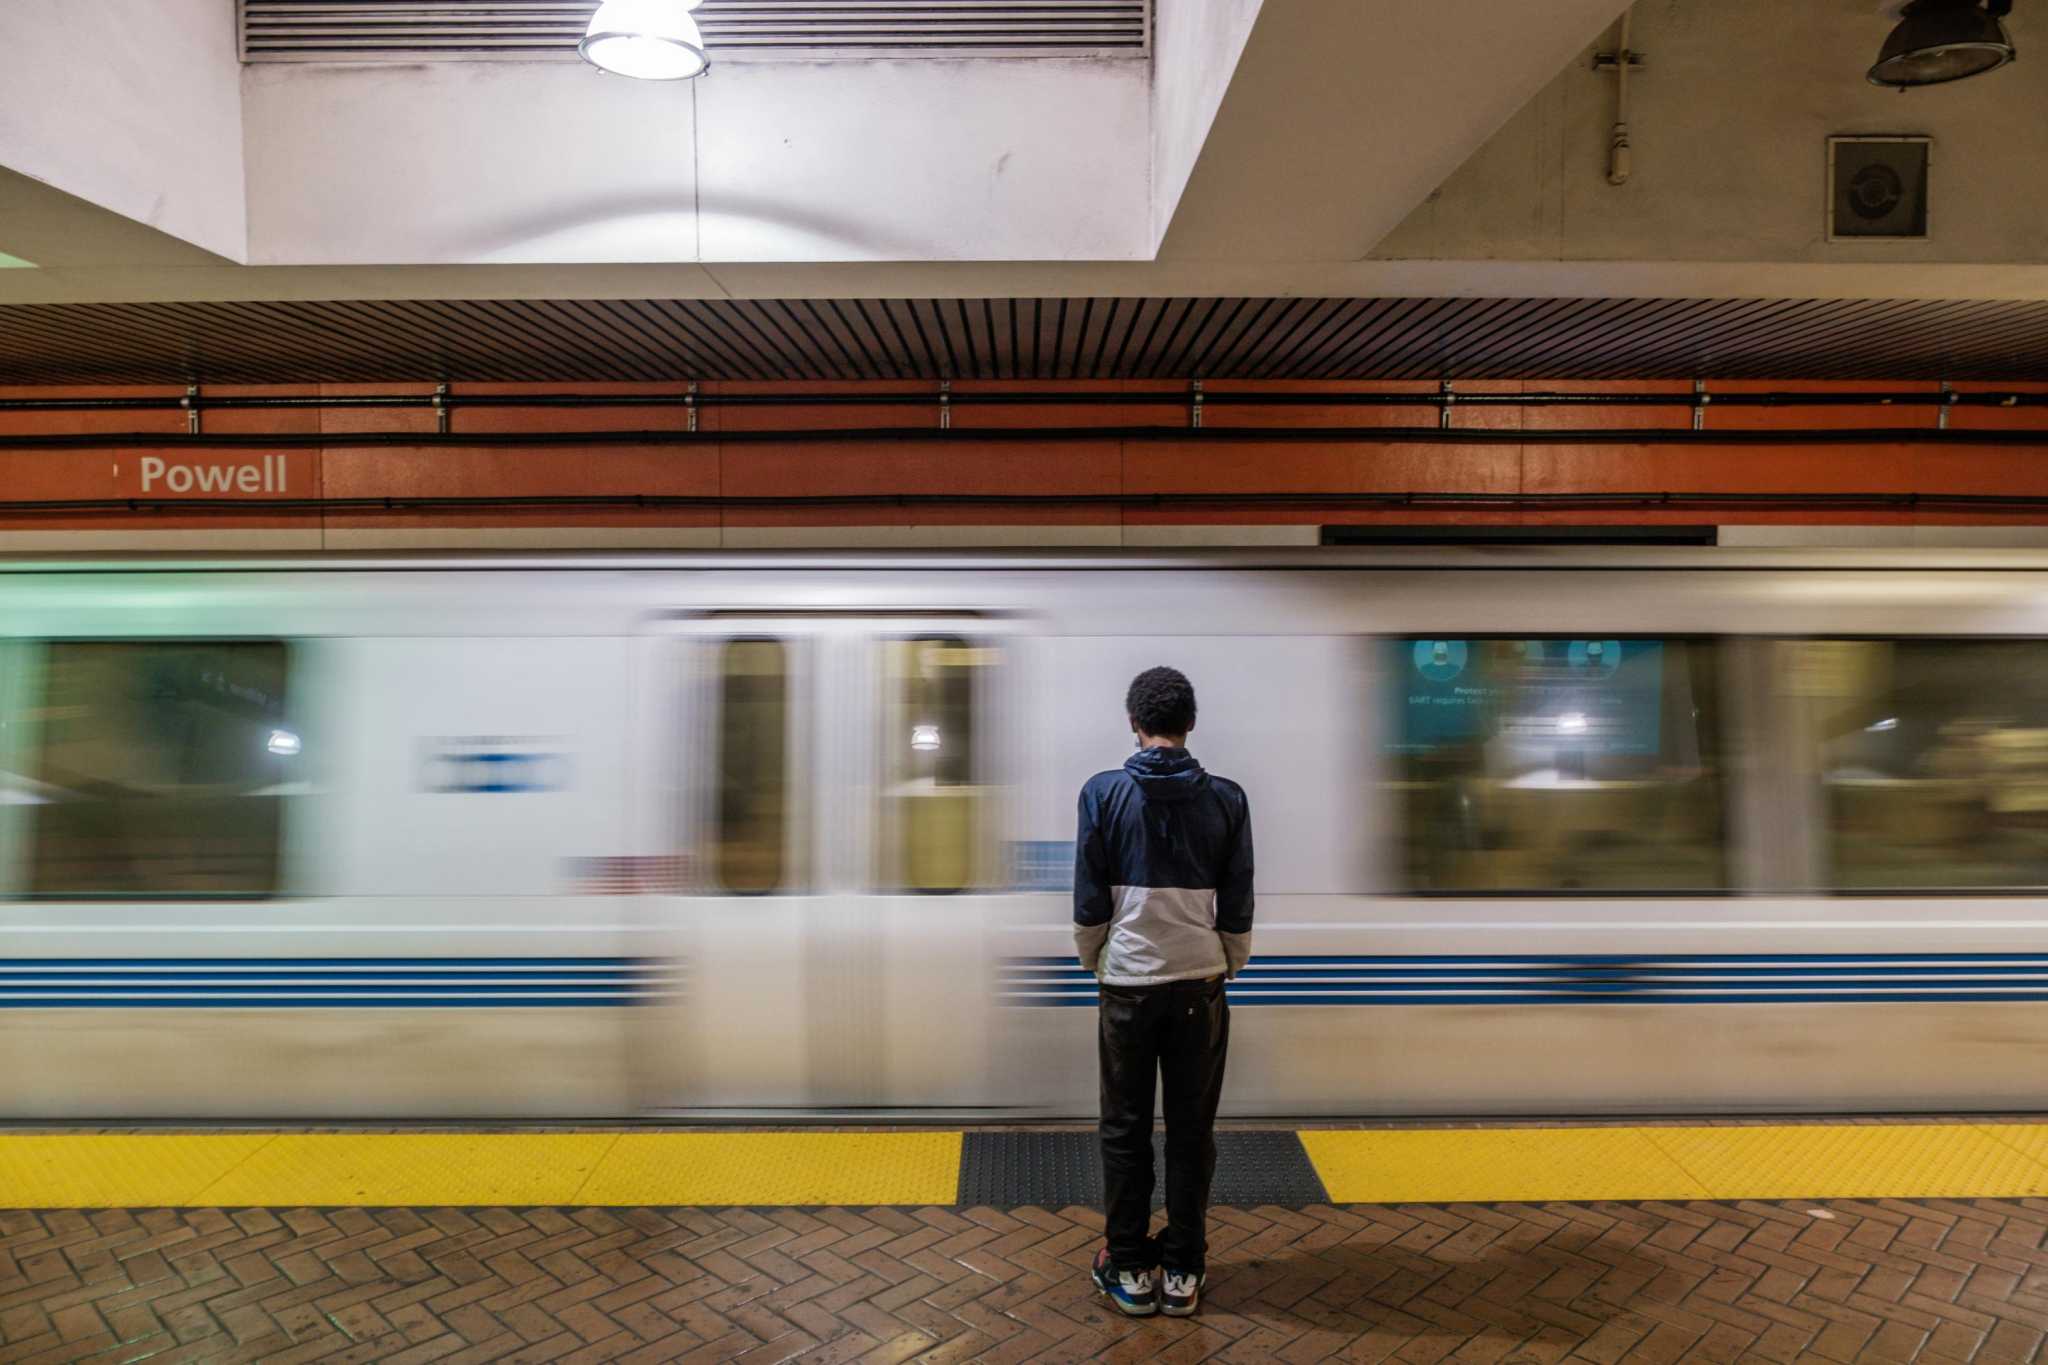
top-left (0, 386), bottom-right (186, 438)
top-left (0, 380), bottom-right (2044, 540)
top-left (1909, 444), bottom-right (2048, 498)
top-left (1519, 380), bottom-right (1695, 431)
top-left (321, 442), bottom-right (718, 532)
top-left (711, 380), bottom-right (933, 433)
top-left (1705, 380), bottom-right (1941, 431)
top-left (200, 385), bottom-right (321, 437)
top-left (1443, 379), bottom-right (1524, 434)
top-left (1126, 504), bottom-right (1526, 527)
top-left (719, 437), bottom-right (1119, 527)
top-left (944, 379), bottom-right (1151, 431)
top-left (1199, 379), bottom-right (1439, 431)
top-left (1946, 382), bottom-right (2048, 431)
top-left (1525, 441), bottom-right (1920, 497)
top-left (1124, 437), bottom-right (1517, 497)
top-left (451, 382), bottom-right (697, 435)
top-left (318, 383), bottom-right (443, 436)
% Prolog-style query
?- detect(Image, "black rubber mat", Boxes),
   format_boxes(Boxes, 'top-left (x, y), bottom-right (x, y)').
top-left (1207, 1130), bottom-right (1331, 1207)
top-left (959, 1131), bottom-right (1101, 1207)
top-left (957, 1129), bottom-right (1328, 1208)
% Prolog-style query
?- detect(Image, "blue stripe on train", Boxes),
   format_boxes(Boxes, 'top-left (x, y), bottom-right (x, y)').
top-left (0, 957), bottom-right (674, 1007)
top-left (0, 957), bottom-right (648, 968)
top-left (0, 996), bottom-right (640, 1009)
top-left (999, 954), bottom-right (2048, 1006)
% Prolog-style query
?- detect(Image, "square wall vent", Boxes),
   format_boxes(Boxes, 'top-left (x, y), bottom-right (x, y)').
top-left (1828, 135), bottom-right (1930, 240)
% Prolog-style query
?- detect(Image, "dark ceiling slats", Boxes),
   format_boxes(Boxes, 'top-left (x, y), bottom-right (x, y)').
top-left (9, 296), bottom-right (2048, 384)
top-left (241, 1), bottom-right (1151, 60)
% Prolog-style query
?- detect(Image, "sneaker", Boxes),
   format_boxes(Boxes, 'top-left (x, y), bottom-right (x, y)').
top-left (1161, 1268), bottom-right (1204, 1317)
top-left (1091, 1246), bottom-right (1157, 1316)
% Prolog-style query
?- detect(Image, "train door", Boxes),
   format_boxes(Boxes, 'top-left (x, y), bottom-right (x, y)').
top-left (646, 613), bottom-right (1007, 1113)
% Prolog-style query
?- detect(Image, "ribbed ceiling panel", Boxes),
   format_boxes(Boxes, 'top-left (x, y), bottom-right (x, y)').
top-left (3, 296), bottom-right (2048, 384)
top-left (240, 1), bottom-right (1151, 61)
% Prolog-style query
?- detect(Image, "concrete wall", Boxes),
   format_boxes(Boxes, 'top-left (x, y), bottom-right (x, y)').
top-left (1149, 0), bottom-right (1262, 250)
top-left (243, 62), bottom-right (700, 266)
top-left (1157, 0), bottom-right (1628, 261)
top-left (0, 0), bottom-right (245, 261)
top-left (1377, 0), bottom-right (2048, 263)
top-left (244, 58), bottom-right (1149, 265)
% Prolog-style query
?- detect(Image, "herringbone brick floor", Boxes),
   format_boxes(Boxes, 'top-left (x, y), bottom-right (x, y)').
top-left (6, 1196), bottom-right (2048, 1363)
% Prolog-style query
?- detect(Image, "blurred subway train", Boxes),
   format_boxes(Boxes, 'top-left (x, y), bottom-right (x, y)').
top-left (6, 548), bottom-right (2048, 1120)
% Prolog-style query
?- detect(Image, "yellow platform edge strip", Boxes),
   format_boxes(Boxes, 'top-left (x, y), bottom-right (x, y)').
top-left (0, 1132), bottom-right (962, 1210)
top-left (1300, 1123), bottom-right (2048, 1204)
top-left (8, 1125), bottom-right (2048, 1209)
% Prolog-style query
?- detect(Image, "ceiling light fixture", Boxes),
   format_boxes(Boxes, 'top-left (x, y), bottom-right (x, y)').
top-left (580, 0), bottom-right (709, 80)
top-left (1868, 0), bottom-right (2016, 88)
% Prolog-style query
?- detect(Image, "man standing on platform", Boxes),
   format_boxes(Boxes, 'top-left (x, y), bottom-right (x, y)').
top-left (1074, 666), bottom-right (1254, 1318)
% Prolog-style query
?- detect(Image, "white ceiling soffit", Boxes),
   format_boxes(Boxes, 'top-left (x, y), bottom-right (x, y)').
top-left (239, 1), bottom-right (1151, 61)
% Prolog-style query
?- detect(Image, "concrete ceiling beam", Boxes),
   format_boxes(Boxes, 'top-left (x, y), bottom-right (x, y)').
top-left (14, 258), bottom-right (2048, 307)
top-left (1154, 0), bottom-right (1631, 261)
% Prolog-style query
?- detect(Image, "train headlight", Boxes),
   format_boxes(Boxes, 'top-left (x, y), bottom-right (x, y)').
top-left (267, 729), bottom-right (302, 757)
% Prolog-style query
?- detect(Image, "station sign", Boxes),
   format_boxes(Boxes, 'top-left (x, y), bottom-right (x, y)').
top-left (111, 452), bottom-right (306, 498)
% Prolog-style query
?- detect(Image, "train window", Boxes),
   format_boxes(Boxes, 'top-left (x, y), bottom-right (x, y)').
top-left (1385, 637), bottom-right (1727, 893)
top-left (713, 639), bottom-right (790, 894)
top-left (1792, 638), bottom-right (2048, 890)
top-left (880, 636), bottom-right (994, 893)
top-left (26, 641), bottom-right (294, 897)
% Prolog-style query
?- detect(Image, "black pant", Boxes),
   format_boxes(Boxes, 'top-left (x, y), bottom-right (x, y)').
top-left (1098, 975), bottom-right (1230, 1274)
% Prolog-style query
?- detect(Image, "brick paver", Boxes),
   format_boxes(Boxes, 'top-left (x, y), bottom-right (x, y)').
top-left (6, 1196), bottom-right (2048, 1362)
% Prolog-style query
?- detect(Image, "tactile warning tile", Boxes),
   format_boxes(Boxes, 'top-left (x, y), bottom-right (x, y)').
top-left (959, 1130), bottom-right (1098, 1207)
top-left (1646, 1124), bottom-right (2048, 1201)
top-left (197, 1133), bottom-right (616, 1207)
top-left (577, 1131), bottom-right (961, 1206)
top-left (1302, 1127), bottom-right (1712, 1205)
top-left (0, 1134), bottom-right (275, 1209)
top-left (957, 1129), bottom-right (1327, 1208)
top-left (1973, 1122), bottom-right (2048, 1172)
top-left (1209, 1130), bottom-right (1329, 1206)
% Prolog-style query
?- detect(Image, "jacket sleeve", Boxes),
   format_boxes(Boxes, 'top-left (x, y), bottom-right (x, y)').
top-left (1073, 784), bottom-right (1113, 973)
top-left (1216, 793), bottom-right (1254, 978)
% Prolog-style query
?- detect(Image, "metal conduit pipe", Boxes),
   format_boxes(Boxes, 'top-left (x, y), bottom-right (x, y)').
top-left (0, 388), bottom-right (2035, 414)
top-left (0, 490), bottom-right (2045, 516)
top-left (1607, 8), bottom-right (1634, 187)
top-left (0, 425), bottom-right (2044, 451)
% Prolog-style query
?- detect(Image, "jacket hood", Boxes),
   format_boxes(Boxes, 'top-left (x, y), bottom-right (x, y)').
top-left (1123, 745), bottom-right (1209, 803)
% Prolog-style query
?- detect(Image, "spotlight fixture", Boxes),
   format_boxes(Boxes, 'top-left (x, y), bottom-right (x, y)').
top-left (580, 0), bottom-right (709, 80)
top-left (1868, 0), bottom-right (2016, 88)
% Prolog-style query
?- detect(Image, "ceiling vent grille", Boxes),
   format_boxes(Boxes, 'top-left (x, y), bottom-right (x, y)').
top-left (240, 1), bottom-right (1151, 62)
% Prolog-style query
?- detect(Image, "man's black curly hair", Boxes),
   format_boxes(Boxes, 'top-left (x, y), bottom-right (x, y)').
top-left (1126, 665), bottom-right (1197, 738)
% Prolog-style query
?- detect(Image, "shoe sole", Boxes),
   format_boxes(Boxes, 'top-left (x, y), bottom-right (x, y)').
top-left (1162, 1300), bottom-right (1197, 1317)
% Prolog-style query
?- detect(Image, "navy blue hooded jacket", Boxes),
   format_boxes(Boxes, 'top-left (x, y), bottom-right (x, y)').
top-left (1073, 746), bottom-right (1254, 985)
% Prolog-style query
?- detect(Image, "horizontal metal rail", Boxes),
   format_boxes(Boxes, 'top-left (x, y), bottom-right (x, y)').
top-left (0, 424), bottom-right (2046, 449)
top-left (0, 388), bottom-right (2039, 415)
top-left (6, 490), bottom-right (2048, 515)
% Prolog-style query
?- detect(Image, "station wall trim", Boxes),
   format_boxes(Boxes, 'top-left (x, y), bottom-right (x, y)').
top-left (5, 379), bottom-right (2048, 545)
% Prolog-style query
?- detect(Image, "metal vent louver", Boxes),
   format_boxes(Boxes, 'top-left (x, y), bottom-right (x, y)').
top-left (9, 297), bottom-right (2048, 385)
top-left (240, 1), bottom-right (1151, 61)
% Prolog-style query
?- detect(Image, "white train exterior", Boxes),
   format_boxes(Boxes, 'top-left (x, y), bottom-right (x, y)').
top-left (4, 549), bottom-right (2047, 1120)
